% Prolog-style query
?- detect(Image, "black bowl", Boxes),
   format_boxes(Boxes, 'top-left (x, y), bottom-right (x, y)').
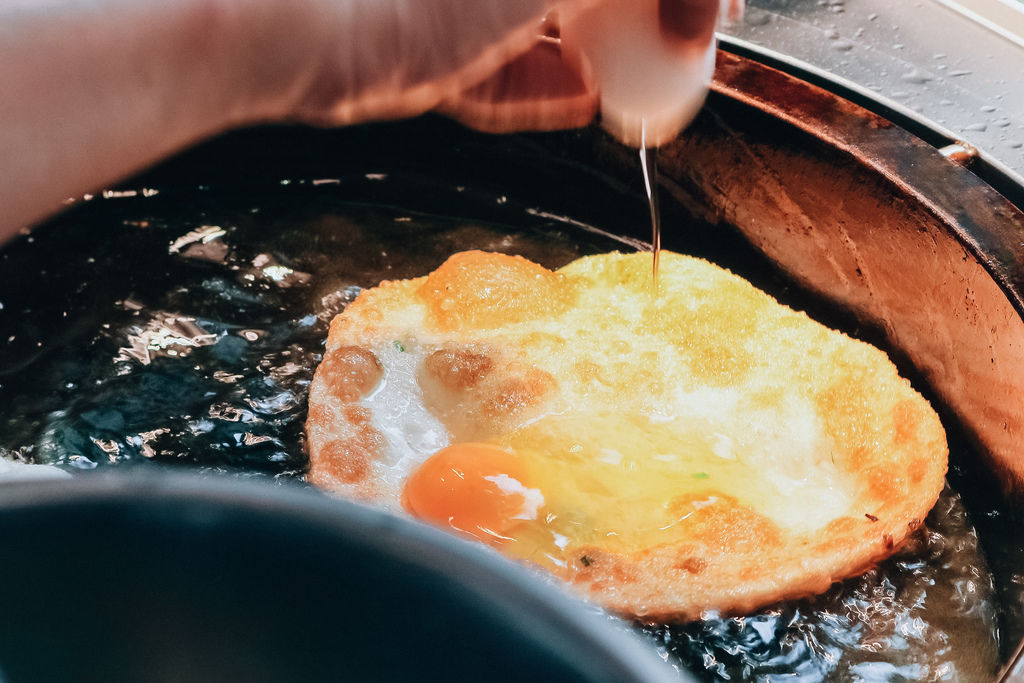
top-left (0, 472), bottom-right (680, 683)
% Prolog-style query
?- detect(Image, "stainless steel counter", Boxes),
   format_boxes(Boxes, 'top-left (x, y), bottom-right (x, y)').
top-left (722, 0), bottom-right (1024, 183)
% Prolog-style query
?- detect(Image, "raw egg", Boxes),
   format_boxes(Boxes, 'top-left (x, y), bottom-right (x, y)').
top-left (402, 443), bottom-right (542, 546)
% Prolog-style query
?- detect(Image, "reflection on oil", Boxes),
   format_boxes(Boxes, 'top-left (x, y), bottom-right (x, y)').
top-left (247, 253), bottom-right (311, 287)
top-left (115, 304), bottom-right (219, 365)
top-left (168, 224), bottom-right (227, 259)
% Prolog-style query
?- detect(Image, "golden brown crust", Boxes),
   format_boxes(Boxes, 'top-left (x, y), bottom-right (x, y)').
top-left (417, 250), bottom-right (569, 331)
top-left (560, 504), bottom-right (931, 621)
top-left (306, 344), bottom-right (387, 498)
top-left (305, 250), bottom-right (948, 620)
top-left (306, 398), bottom-right (387, 496)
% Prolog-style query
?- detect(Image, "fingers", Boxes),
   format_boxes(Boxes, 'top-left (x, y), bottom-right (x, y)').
top-left (287, 0), bottom-right (730, 137)
top-left (658, 0), bottom-right (720, 49)
top-left (290, 0), bottom-right (554, 126)
top-left (724, 0), bottom-right (745, 23)
top-left (446, 0), bottom-right (736, 140)
top-left (438, 39), bottom-right (598, 133)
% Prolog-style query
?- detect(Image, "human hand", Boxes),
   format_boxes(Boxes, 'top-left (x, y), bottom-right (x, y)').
top-left (441, 0), bottom-right (742, 145)
top-left (256, 0), bottom-right (740, 145)
top-left (0, 0), bottom-right (738, 238)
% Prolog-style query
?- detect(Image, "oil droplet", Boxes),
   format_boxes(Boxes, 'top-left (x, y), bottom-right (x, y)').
top-left (950, 69), bottom-right (972, 77)
top-left (964, 123), bottom-right (988, 133)
top-left (831, 39), bottom-right (855, 52)
top-left (980, 105), bottom-right (997, 113)
top-left (743, 10), bottom-right (771, 26)
top-left (900, 69), bottom-right (932, 85)
top-left (1008, 141), bottom-right (1023, 150)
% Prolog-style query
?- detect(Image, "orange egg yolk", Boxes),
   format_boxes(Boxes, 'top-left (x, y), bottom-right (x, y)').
top-left (402, 443), bottom-right (541, 546)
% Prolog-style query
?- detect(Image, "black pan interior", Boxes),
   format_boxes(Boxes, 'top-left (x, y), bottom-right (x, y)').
top-left (1, 113), bottom-right (1021, 679)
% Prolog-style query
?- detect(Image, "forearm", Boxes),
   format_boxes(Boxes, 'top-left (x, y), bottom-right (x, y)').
top-left (0, 0), bottom-right (298, 238)
top-left (3, 0), bottom-right (714, 240)
top-left (0, 0), bottom-right (562, 240)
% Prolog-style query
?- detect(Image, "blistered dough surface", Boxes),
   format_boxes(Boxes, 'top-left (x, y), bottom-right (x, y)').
top-left (306, 251), bottom-right (947, 620)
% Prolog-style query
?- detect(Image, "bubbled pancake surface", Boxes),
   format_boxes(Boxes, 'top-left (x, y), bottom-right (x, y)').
top-left (305, 250), bottom-right (948, 621)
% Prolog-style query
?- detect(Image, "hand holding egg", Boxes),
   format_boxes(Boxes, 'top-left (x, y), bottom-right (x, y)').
top-left (282, 0), bottom-right (738, 146)
top-left (0, 0), bottom-right (736, 239)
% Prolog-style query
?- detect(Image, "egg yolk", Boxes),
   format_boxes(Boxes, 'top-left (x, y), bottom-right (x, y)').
top-left (402, 443), bottom-right (542, 545)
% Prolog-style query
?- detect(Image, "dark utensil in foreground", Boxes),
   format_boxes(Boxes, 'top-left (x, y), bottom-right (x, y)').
top-left (0, 472), bottom-right (680, 683)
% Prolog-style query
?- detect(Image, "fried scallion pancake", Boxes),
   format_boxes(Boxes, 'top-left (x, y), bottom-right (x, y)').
top-left (305, 250), bottom-right (947, 621)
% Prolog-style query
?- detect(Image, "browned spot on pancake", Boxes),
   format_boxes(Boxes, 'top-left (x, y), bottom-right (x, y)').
top-left (815, 516), bottom-right (859, 553)
top-left (481, 369), bottom-right (555, 419)
top-left (866, 462), bottom-right (907, 499)
top-left (417, 351), bottom-right (552, 440)
top-left (893, 399), bottom-right (922, 445)
top-left (573, 359), bottom-right (603, 385)
top-left (426, 348), bottom-right (494, 389)
top-left (739, 564), bottom-right (766, 582)
top-left (573, 549), bottom-right (638, 586)
top-left (418, 251), bottom-right (570, 331)
top-left (305, 402), bottom-right (332, 427)
top-left (316, 439), bottom-right (370, 484)
top-left (317, 345), bottom-right (382, 402)
top-left (310, 405), bottom-right (385, 486)
top-left (907, 456), bottom-right (930, 485)
top-left (675, 557), bottom-right (708, 574)
top-left (816, 381), bottom-right (863, 468)
top-left (343, 404), bottom-right (375, 427)
top-left (669, 494), bottom-right (782, 552)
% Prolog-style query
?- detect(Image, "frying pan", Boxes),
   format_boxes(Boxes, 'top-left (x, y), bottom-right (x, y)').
top-left (2, 43), bottom-right (1024, 679)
